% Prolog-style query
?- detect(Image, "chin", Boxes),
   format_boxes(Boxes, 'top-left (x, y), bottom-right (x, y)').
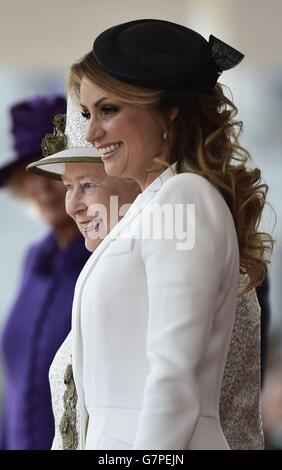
top-left (104, 160), bottom-right (125, 178)
top-left (103, 162), bottom-right (117, 176)
top-left (85, 237), bottom-right (102, 253)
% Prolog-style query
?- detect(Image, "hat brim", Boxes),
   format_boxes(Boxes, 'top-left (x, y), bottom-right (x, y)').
top-left (27, 148), bottom-right (103, 180)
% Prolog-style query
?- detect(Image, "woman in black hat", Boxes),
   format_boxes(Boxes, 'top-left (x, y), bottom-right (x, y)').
top-left (50, 20), bottom-right (272, 449)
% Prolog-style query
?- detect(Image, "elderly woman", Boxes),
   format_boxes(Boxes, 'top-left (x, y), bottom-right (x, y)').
top-left (28, 98), bottom-right (140, 449)
top-left (0, 96), bottom-right (90, 450)
top-left (29, 20), bottom-right (272, 450)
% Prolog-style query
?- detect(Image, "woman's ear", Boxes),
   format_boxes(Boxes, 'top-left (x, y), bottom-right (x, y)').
top-left (168, 107), bottom-right (179, 123)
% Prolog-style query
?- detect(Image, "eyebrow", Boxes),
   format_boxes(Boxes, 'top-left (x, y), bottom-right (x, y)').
top-left (80, 96), bottom-right (108, 110)
top-left (62, 174), bottom-right (102, 182)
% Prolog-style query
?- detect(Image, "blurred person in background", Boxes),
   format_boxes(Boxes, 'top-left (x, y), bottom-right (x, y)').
top-left (0, 96), bottom-right (90, 449)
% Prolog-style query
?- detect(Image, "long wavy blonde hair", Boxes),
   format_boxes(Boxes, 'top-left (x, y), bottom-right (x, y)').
top-left (68, 51), bottom-right (274, 292)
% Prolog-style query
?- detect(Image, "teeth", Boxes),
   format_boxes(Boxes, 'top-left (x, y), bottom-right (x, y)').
top-left (82, 218), bottom-right (103, 231)
top-left (98, 142), bottom-right (121, 156)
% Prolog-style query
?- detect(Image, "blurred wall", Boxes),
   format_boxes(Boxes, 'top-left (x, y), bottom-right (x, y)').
top-left (0, 0), bottom-right (189, 67)
top-left (2, 0), bottom-right (281, 66)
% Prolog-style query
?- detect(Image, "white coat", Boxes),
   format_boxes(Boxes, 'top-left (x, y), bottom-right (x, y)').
top-left (72, 165), bottom-right (240, 450)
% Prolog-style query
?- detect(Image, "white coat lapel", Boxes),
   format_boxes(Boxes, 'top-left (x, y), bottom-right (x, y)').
top-left (72, 186), bottom-right (158, 449)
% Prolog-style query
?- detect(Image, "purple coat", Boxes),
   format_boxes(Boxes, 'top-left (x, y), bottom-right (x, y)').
top-left (0, 231), bottom-right (90, 449)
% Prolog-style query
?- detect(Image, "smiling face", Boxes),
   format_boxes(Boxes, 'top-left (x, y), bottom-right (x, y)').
top-left (63, 162), bottom-right (139, 252)
top-left (79, 78), bottom-right (166, 190)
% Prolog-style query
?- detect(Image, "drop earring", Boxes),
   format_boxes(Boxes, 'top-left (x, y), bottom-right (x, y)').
top-left (163, 131), bottom-right (167, 141)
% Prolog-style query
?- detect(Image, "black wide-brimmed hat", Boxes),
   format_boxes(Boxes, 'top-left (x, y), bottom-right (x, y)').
top-left (93, 19), bottom-right (244, 107)
top-left (0, 95), bottom-right (66, 187)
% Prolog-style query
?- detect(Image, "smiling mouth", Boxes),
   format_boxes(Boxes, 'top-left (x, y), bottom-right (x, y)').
top-left (80, 218), bottom-right (103, 233)
top-left (97, 142), bottom-right (122, 160)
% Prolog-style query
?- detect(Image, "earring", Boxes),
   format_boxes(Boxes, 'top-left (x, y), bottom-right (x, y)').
top-left (163, 131), bottom-right (167, 141)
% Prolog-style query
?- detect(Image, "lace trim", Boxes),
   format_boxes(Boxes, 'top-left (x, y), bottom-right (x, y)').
top-left (59, 363), bottom-right (78, 450)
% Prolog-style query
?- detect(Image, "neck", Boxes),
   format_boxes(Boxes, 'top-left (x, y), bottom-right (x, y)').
top-left (53, 220), bottom-right (78, 250)
top-left (138, 161), bottom-right (168, 192)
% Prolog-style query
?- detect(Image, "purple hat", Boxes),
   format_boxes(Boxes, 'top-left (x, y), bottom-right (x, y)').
top-left (0, 95), bottom-right (66, 187)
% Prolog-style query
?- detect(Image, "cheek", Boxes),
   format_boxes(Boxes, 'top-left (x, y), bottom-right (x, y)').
top-left (124, 115), bottom-right (161, 152)
top-left (65, 201), bottom-right (72, 217)
top-left (105, 182), bottom-right (126, 205)
top-left (65, 198), bottom-right (72, 217)
top-left (107, 114), bottom-right (126, 134)
top-left (86, 188), bottom-right (112, 215)
top-left (140, 120), bottom-right (162, 148)
top-left (99, 182), bottom-right (128, 209)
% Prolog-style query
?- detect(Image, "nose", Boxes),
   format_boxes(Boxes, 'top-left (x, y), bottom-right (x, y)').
top-left (85, 116), bottom-right (105, 147)
top-left (65, 187), bottom-right (86, 219)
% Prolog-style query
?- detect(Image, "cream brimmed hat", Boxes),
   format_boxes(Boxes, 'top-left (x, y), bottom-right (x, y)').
top-left (27, 97), bottom-right (102, 180)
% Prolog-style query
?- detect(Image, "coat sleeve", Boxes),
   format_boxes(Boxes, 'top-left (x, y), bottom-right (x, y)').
top-left (133, 173), bottom-right (234, 449)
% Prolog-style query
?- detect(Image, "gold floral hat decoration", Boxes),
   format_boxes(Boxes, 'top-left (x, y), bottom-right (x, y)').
top-left (27, 97), bottom-right (102, 180)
